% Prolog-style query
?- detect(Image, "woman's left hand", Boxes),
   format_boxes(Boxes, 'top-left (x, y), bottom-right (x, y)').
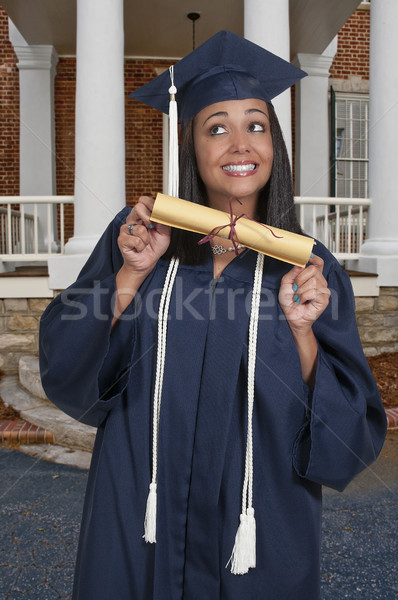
top-left (278, 254), bottom-right (331, 334)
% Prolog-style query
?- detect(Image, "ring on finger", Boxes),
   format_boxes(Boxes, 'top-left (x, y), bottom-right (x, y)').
top-left (127, 223), bottom-right (137, 235)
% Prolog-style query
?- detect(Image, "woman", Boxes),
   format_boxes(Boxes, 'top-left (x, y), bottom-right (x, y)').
top-left (40, 31), bottom-right (386, 600)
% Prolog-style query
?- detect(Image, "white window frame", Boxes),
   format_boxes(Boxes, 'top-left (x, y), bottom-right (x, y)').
top-left (333, 92), bottom-right (369, 199)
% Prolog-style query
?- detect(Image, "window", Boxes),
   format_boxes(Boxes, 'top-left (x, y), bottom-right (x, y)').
top-left (330, 90), bottom-right (369, 198)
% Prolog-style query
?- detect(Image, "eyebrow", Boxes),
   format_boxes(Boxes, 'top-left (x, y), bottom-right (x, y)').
top-left (201, 107), bottom-right (269, 127)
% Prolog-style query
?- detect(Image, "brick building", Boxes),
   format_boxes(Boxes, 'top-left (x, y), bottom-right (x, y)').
top-left (0, 3), bottom-right (376, 247)
top-left (0, 0), bottom-right (398, 373)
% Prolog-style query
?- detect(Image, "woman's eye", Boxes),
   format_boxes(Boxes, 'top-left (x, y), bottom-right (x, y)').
top-left (248, 122), bottom-right (266, 133)
top-left (210, 125), bottom-right (228, 136)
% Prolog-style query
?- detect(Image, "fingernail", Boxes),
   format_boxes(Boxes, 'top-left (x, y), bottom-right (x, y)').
top-left (293, 283), bottom-right (298, 292)
top-left (310, 253), bottom-right (314, 258)
top-left (148, 223), bottom-right (154, 230)
top-left (293, 294), bottom-right (298, 302)
top-left (296, 297), bottom-right (301, 305)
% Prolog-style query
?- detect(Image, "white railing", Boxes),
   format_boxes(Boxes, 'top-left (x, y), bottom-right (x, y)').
top-left (0, 196), bottom-right (74, 261)
top-left (294, 197), bottom-right (371, 260)
top-left (0, 195), bottom-right (369, 263)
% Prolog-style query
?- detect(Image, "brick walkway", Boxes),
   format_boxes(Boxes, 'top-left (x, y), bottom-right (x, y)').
top-left (386, 407), bottom-right (398, 429)
top-left (0, 419), bottom-right (54, 445)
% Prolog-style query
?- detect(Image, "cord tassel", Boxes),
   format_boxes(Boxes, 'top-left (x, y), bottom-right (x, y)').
top-left (168, 65), bottom-right (179, 198)
top-left (228, 508), bottom-right (256, 575)
top-left (246, 507), bottom-right (256, 568)
top-left (143, 482), bottom-right (157, 543)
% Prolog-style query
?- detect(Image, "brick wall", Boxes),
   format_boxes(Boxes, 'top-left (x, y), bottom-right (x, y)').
top-left (55, 57), bottom-right (76, 241)
top-left (0, 6), bottom-right (19, 196)
top-left (125, 58), bottom-right (174, 204)
top-left (330, 6), bottom-right (370, 80)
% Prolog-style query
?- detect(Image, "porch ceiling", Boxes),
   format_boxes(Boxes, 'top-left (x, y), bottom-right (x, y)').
top-left (2, 0), bottom-right (362, 58)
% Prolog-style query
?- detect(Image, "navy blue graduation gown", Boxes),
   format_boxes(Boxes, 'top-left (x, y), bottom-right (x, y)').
top-left (40, 206), bottom-right (386, 600)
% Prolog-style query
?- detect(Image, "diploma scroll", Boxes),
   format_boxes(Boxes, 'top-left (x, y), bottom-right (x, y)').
top-left (152, 193), bottom-right (315, 268)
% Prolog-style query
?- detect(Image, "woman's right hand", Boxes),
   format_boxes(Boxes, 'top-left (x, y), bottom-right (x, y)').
top-left (117, 196), bottom-right (171, 275)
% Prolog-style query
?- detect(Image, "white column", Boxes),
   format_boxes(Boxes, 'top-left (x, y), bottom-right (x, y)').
top-left (244, 0), bottom-right (292, 159)
top-left (358, 0), bottom-right (398, 285)
top-left (12, 43), bottom-right (58, 251)
top-left (65, 0), bottom-right (125, 256)
top-left (294, 44), bottom-right (336, 196)
top-left (293, 42), bottom-right (337, 236)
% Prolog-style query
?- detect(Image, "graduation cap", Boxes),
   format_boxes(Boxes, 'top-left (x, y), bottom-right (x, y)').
top-left (130, 29), bottom-right (307, 129)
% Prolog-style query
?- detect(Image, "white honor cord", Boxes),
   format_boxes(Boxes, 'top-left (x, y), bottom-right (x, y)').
top-left (228, 251), bottom-right (264, 575)
top-left (144, 255), bottom-right (179, 543)
top-left (144, 250), bottom-right (264, 576)
top-left (144, 66), bottom-right (181, 544)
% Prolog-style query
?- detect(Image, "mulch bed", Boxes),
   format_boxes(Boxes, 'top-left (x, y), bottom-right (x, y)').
top-left (0, 370), bottom-right (20, 420)
top-left (0, 401), bottom-right (20, 419)
top-left (367, 352), bottom-right (398, 409)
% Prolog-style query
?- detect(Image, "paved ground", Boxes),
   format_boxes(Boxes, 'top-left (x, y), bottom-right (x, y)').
top-left (1, 433), bottom-right (397, 599)
top-left (0, 448), bottom-right (87, 600)
top-left (321, 431), bottom-right (398, 599)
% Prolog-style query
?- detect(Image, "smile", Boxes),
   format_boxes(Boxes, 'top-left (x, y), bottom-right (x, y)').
top-left (222, 163), bottom-right (257, 172)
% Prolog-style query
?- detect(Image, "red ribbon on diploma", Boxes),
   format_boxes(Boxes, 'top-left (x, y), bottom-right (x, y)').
top-left (198, 198), bottom-right (282, 256)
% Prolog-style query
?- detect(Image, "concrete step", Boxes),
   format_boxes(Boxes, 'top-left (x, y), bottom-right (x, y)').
top-left (0, 355), bottom-right (95, 468)
top-left (0, 372), bottom-right (96, 454)
top-left (19, 355), bottom-right (96, 451)
top-left (19, 355), bottom-right (51, 402)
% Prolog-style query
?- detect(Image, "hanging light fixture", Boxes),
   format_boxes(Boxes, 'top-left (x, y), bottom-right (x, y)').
top-left (187, 12), bottom-right (201, 50)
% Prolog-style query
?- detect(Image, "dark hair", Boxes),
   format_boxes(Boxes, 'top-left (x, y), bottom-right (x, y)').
top-left (164, 102), bottom-right (302, 264)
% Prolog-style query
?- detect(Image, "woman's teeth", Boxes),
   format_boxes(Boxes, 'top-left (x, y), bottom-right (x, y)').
top-left (222, 163), bottom-right (256, 172)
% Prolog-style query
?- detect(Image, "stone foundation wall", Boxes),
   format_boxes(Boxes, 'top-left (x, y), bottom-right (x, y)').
top-left (0, 288), bottom-right (397, 374)
top-left (355, 287), bottom-right (398, 356)
top-left (0, 298), bottom-right (52, 374)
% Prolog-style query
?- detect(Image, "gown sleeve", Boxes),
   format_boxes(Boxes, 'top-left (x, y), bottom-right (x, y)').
top-left (292, 261), bottom-right (387, 492)
top-left (39, 207), bottom-right (137, 427)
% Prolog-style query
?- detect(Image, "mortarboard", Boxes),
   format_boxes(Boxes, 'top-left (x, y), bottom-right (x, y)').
top-left (130, 30), bottom-right (307, 128)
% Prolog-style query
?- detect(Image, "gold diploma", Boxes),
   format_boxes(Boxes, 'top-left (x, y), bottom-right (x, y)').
top-left (152, 193), bottom-right (315, 268)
